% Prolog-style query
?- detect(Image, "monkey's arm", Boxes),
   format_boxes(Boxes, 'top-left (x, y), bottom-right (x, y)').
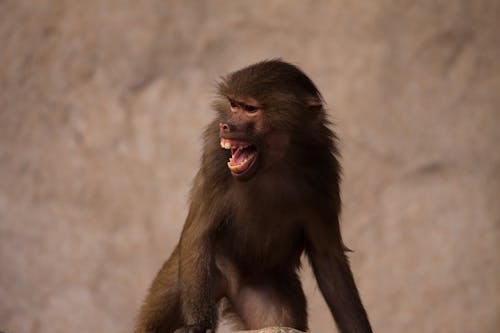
top-left (305, 217), bottom-right (373, 333)
top-left (177, 176), bottom-right (222, 332)
top-left (134, 247), bottom-right (183, 333)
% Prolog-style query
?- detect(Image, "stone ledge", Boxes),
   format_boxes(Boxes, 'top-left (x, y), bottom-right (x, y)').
top-left (235, 327), bottom-right (306, 333)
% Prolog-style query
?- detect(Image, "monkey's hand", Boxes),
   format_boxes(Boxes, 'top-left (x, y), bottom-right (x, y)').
top-left (173, 325), bottom-right (214, 333)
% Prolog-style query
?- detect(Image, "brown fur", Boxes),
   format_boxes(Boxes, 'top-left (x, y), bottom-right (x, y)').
top-left (134, 60), bottom-right (372, 333)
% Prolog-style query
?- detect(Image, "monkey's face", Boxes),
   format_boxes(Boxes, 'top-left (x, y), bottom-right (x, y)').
top-left (215, 60), bottom-right (325, 181)
top-left (218, 96), bottom-right (267, 181)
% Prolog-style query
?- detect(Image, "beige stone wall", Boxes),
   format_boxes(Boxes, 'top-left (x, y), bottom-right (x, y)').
top-left (1, 1), bottom-right (499, 332)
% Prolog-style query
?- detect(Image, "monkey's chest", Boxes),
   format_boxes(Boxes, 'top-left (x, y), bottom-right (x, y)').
top-left (215, 212), bottom-right (305, 273)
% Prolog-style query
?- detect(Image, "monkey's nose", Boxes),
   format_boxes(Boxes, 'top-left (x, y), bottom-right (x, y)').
top-left (219, 123), bottom-right (230, 132)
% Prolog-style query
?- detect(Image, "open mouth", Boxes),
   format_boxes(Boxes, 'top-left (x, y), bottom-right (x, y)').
top-left (220, 138), bottom-right (258, 177)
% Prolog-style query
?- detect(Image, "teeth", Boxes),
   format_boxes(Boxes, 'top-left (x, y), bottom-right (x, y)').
top-left (228, 157), bottom-right (248, 166)
top-left (227, 154), bottom-right (253, 174)
top-left (220, 138), bottom-right (251, 150)
top-left (220, 139), bottom-right (232, 149)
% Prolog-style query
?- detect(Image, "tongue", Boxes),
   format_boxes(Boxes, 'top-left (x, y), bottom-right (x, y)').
top-left (231, 147), bottom-right (251, 165)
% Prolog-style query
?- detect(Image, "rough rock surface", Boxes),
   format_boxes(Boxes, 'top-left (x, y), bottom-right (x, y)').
top-left (1, 1), bottom-right (499, 333)
top-left (235, 328), bottom-right (305, 333)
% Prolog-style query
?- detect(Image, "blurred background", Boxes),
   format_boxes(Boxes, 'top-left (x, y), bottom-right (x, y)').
top-left (1, 1), bottom-right (499, 332)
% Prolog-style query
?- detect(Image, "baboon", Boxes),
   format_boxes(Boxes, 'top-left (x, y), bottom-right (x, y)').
top-left (135, 60), bottom-right (373, 333)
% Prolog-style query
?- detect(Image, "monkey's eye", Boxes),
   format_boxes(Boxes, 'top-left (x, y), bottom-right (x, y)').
top-left (229, 99), bottom-right (238, 108)
top-left (243, 104), bottom-right (258, 113)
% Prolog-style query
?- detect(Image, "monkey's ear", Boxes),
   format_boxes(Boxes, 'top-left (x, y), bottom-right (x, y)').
top-left (307, 97), bottom-right (324, 117)
top-left (305, 97), bottom-right (326, 125)
top-left (307, 97), bottom-right (323, 109)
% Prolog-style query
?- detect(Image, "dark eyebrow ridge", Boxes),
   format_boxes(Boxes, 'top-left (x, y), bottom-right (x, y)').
top-left (227, 97), bottom-right (260, 110)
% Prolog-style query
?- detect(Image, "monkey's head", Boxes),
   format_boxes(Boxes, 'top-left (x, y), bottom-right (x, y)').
top-left (214, 60), bottom-right (325, 181)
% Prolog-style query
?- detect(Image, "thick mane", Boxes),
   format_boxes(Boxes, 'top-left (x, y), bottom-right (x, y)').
top-left (219, 59), bottom-right (323, 103)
